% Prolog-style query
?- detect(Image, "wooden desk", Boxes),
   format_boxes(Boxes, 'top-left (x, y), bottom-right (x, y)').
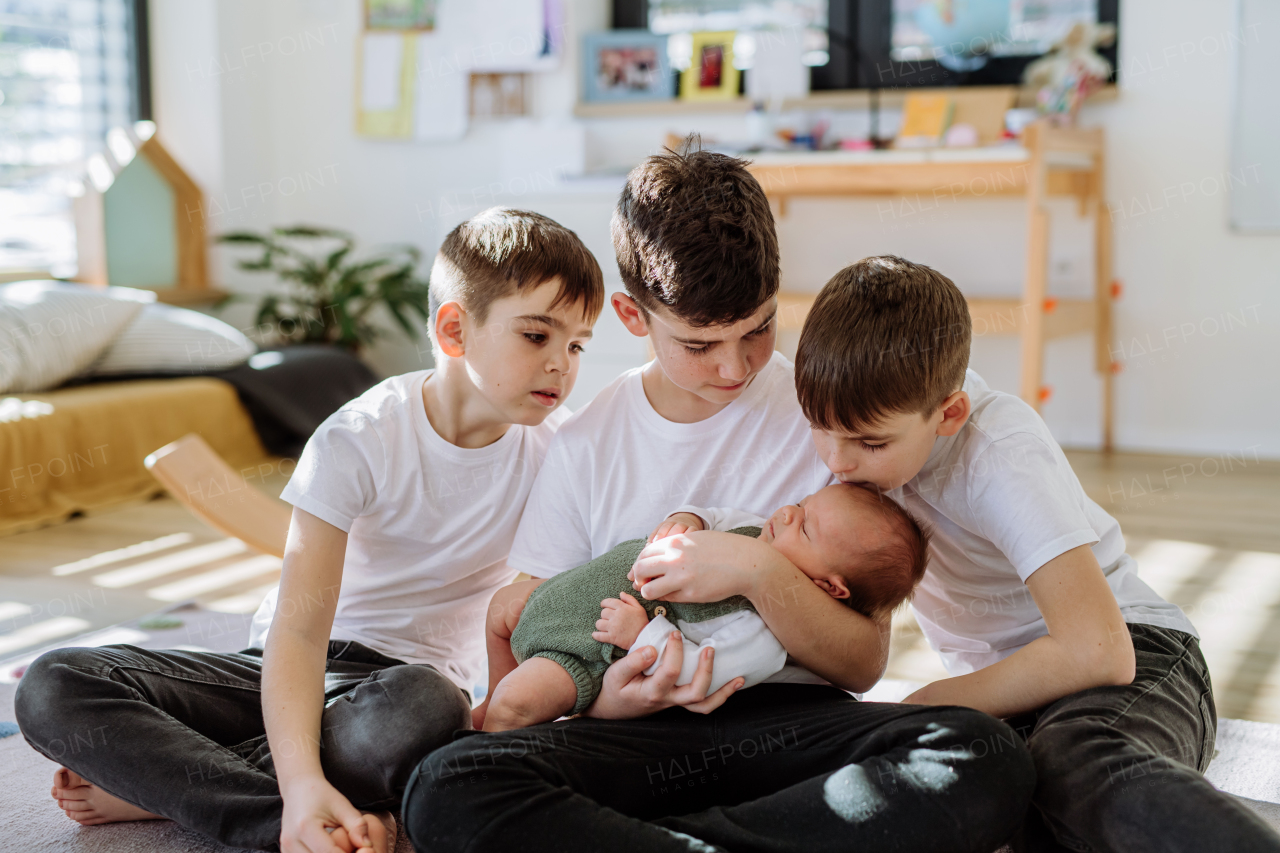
top-left (752, 121), bottom-right (1117, 451)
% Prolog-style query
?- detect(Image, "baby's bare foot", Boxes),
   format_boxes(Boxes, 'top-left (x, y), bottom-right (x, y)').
top-left (51, 767), bottom-right (163, 826)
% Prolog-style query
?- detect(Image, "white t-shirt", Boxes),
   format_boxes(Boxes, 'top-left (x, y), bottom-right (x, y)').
top-left (508, 351), bottom-right (833, 575)
top-left (508, 351), bottom-right (833, 686)
top-left (895, 370), bottom-right (1196, 676)
top-left (247, 370), bottom-right (568, 694)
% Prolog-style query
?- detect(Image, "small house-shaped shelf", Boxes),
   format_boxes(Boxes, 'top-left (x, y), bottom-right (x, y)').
top-left (73, 121), bottom-right (219, 304)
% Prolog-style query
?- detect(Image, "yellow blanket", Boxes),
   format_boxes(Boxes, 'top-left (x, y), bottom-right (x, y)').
top-left (0, 378), bottom-right (270, 536)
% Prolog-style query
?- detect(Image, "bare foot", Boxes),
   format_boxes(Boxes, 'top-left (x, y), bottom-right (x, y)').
top-left (51, 767), bottom-right (164, 826)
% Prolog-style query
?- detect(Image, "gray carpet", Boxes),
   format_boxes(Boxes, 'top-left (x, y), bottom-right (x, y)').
top-left (1, 610), bottom-right (1276, 851)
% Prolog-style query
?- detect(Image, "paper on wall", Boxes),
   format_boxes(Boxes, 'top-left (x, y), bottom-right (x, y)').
top-left (360, 32), bottom-right (405, 111)
top-left (449, 0), bottom-right (545, 72)
top-left (414, 31), bottom-right (468, 142)
top-left (746, 27), bottom-right (809, 103)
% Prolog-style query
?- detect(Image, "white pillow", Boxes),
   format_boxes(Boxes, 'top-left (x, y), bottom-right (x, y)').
top-left (85, 302), bottom-right (257, 376)
top-left (0, 281), bottom-right (152, 393)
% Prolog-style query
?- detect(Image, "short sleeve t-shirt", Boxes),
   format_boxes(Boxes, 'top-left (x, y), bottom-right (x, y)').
top-left (895, 370), bottom-right (1196, 676)
top-left (508, 351), bottom-right (834, 577)
top-left (507, 352), bottom-right (834, 687)
top-left (247, 370), bottom-right (568, 693)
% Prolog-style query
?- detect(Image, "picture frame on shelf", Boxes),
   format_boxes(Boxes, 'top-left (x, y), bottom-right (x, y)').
top-left (581, 30), bottom-right (672, 103)
top-left (680, 31), bottom-right (739, 102)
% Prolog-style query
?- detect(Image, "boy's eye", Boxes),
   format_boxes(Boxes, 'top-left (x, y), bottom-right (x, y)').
top-left (684, 344), bottom-right (710, 355)
top-left (523, 332), bottom-right (546, 344)
top-left (861, 441), bottom-right (887, 452)
top-left (570, 342), bottom-right (585, 354)
top-left (746, 318), bottom-right (774, 338)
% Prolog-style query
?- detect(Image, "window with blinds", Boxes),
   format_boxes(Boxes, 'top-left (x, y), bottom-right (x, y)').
top-left (0, 0), bottom-right (143, 277)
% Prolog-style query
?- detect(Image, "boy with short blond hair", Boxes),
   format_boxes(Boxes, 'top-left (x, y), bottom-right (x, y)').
top-left (403, 147), bottom-right (1035, 853)
top-left (16, 208), bottom-right (604, 853)
top-left (792, 255), bottom-right (1280, 852)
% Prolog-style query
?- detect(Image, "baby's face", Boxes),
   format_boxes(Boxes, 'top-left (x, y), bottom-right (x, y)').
top-left (757, 484), bottom-right (879, 594)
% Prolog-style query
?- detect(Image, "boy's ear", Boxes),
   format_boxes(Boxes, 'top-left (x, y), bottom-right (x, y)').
top-left (611, 293), bottom-right (650, 338)
top-left (434, 301), bottom-right (467, 358)
top-left (814, 576), bottom-right (851, 600)
top-left (935, 390), bottom-right (971, 437)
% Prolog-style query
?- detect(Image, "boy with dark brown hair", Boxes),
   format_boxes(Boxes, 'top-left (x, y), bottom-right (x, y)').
top-left (403, 148), bottom-right (1035, 853)
top-left (790, 255), bottom-right (1279, 852)
top-left (17, 208), bottom-right (603, 853)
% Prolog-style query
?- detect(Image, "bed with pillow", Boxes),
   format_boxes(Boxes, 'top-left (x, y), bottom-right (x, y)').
top-left (0, 281), bottom-right (377, 536)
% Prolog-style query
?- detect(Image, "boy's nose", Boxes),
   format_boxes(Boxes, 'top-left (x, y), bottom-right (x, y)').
top-left (718, 350), bottom-right (750, 382)
top-left (548, 348), bottom-right (571, 373)
top-left (829, 451), bottom-right (856, 475)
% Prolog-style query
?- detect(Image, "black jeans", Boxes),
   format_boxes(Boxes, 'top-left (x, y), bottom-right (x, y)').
top-left (403, 683), bottom-right (1036, 853)
top-left (1008, 624), bottom-right (1280, 853)
top-left (14, 640), bottom-right (472, 851)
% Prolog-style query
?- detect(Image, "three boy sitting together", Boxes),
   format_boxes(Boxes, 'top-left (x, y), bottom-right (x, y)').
top-left (17, 142), bottom-right (1279, 853)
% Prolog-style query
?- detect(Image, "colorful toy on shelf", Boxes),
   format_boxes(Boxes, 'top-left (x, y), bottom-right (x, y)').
top-left (1023, 21), bottom-right (1116, 126)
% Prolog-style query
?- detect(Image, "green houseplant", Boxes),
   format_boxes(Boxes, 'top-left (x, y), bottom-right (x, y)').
top-left (217, 225), bottom-right (432, 352)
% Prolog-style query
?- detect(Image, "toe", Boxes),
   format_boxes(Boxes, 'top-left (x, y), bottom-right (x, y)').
top-left (56, 784), bottom-right (94, 802)
top-left (73, 813), bottom-right (111, 826)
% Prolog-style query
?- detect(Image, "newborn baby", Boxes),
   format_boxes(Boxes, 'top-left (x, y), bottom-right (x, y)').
top-left (477, 483), bottom-right (929, 732)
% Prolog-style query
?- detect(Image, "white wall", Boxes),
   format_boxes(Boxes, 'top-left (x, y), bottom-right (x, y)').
top-left (149, 0), bottom-right (1279, 456)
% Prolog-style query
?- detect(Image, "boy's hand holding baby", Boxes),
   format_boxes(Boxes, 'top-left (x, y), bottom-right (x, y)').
top-left (478, 485), bottom-right (929, 733)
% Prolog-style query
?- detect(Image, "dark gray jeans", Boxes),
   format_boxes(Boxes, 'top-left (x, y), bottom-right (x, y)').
top-left (404, 683), bottom-right (1037, 853)
top-left (1007, 623), bottom-right (1280, 853)
top-left (14, 640), bottom-right (471, 851)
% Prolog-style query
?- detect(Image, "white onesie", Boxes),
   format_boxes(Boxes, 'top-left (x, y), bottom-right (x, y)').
top-left (635, 506), bottom-right (789, 694)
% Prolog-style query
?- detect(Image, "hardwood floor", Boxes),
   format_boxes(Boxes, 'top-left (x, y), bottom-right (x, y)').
top-left (884, 448), bottom-right (1280, 723)
top-left (1, 450), bottom-right (1278, 721)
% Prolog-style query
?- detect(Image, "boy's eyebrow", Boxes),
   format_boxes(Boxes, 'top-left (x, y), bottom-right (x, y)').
top-left (669, 310), bottom-right (778, 346)
top-left (515, 313), bottom-right (562, 328)
top-left (516, 313), bottom-right (595, 338)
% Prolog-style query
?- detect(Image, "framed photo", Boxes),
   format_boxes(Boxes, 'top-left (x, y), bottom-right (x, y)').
top-left (680, 30), bottom-right (739, 102)
top-left (581, 30), bottom-right (672, 103)
top-left (365, 0), bottom-right (436, 31)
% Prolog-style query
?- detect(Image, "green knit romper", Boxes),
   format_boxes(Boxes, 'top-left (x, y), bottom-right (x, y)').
top-left (509, 526), bottom-right (762, 715)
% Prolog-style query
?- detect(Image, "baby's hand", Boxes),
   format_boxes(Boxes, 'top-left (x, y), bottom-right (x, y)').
top-left (592, 592), bottom-right (650, 649)
top-left (649, 512), bottom-right (706, 543)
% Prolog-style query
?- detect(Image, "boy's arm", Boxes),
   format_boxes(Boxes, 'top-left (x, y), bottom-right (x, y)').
top-left (903, 544), bottom-right (1135, 717)
top-left (630, 532), bottom-right (891, 692)
top-left (263, 508), bottom-right (380, 853)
